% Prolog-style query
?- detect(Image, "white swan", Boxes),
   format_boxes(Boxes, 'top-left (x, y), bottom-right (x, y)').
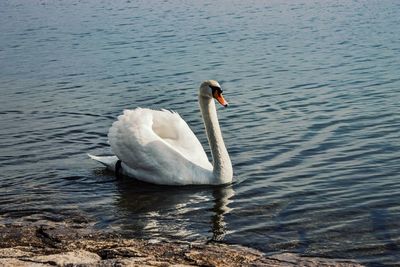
top-left (89, 80), bottom-right (232, 185)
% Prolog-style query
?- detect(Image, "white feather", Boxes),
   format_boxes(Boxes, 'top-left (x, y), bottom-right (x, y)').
top-left (107, 108), bottom-right (213, 185)
top-left (87, 154), bottom-right (118, 171)
top-left (89, 80), bottom-right (232, 185)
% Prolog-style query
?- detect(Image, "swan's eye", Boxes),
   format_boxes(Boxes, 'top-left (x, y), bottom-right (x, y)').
top-left (209, 85), bottom-right (223, 94)
top-left (210, 85), bottom-right (228, 107)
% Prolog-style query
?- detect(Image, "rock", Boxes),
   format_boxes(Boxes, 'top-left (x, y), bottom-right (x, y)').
top-left (268, 253), bottom-right (365, 267)
top-left (0, 224), bottom-right (365, 267)
top-left (98, 247), bottom-right (144, 259)
top-left (0, 248), bottom-right (34, 258)
top-left (0, 258), bottom-right (48, 267)
top-left (28, 250), bottom-right (101, 266)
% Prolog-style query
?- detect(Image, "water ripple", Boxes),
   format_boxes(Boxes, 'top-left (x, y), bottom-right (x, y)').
top-left (0, 0), bottom-right (400, 265)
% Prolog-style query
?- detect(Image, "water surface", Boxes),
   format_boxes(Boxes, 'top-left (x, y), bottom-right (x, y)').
top-left (1, 0), bottom-right (400, 266)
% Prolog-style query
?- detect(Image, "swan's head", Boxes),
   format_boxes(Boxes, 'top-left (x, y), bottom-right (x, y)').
top-left (199, 80), bottom-right (229, 107)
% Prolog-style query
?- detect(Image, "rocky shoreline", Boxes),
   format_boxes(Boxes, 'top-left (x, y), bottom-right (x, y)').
top-left (0, 224), bottom-right (364, 266)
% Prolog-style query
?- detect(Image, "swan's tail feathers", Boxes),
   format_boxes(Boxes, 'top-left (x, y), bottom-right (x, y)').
top-left (87, 154), bottom-right (119, 172)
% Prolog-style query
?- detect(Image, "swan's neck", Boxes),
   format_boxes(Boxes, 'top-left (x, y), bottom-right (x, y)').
top-left (199, 96), bottom-right (232, 184)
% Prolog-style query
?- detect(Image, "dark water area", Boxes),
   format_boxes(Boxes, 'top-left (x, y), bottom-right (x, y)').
top-left (1, 0), bottom-right (400, 265)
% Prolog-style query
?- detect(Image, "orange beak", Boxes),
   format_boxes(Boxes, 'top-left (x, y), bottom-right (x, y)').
top-left (213, 91), bottom-right (229, 107)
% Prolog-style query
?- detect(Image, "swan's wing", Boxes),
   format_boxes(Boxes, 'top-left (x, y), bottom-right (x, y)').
top-left (108, 108), bottom-right (212, 173)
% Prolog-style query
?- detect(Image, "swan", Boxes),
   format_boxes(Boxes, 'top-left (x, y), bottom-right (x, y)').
top-left (89, 80), bottom-right (232, 185)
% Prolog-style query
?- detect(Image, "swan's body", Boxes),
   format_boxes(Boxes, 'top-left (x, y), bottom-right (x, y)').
top-left (89, 80), bottom-right (232, 185)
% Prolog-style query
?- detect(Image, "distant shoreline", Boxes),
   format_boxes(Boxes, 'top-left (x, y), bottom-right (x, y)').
top-left (0, 223), bottom-right (364, 266)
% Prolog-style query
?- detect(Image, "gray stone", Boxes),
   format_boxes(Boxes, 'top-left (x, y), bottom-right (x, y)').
top-left (29, 250), bottom-right (101, 266)
top-left (0, 224), bottom-right (365, 267)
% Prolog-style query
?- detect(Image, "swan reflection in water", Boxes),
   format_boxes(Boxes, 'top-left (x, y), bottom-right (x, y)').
top-left (113, 177), bottom-right (235, 241)
top-left (210, 185), bottom-right (234, 241)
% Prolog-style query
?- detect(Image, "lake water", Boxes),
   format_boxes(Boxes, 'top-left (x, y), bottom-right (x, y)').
top-left (1, 0), bottom-right (399, 265)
